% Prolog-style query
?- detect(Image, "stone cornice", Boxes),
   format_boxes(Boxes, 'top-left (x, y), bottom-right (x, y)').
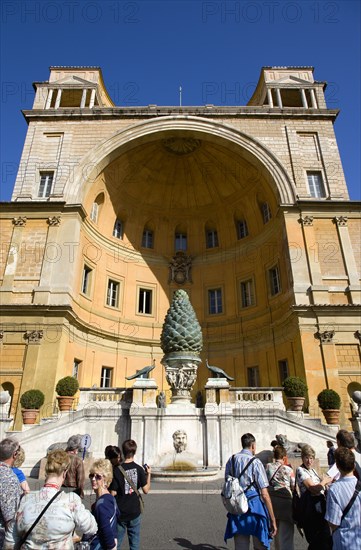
top-left (0, 202), bottom-right (86, 220)
top-left (281, 202), bottom-right (361, 214)
top-left (22, 106), bottom-right (339, 124)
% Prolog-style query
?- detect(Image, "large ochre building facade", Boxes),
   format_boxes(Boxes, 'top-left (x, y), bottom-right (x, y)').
top-left (1, 66), bottom-right (360, 430)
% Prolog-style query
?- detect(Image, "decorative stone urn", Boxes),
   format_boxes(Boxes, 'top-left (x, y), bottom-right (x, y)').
top-left (160, 290), bottom-right (203, 404)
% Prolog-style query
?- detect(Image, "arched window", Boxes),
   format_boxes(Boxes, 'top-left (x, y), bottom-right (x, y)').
top-left (90, 193), bottom-right (104, 224)
top-left (113, 219), bottom-right (123, 239)
top-left (90, 202), bottom-right (98, 222)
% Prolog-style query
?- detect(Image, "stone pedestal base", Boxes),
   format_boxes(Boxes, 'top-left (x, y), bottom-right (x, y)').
top-left (205, 378), bottom-right (230, 405)
top-left (131, 379), bottom-right (158, 408)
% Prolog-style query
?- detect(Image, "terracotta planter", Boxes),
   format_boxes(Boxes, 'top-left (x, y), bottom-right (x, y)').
top-left (322, 409), bottom-right (340, 425)
top-left (286, 397), bottom-right (305, 412)
top-left (57, 396), bottom-right (75, 412)
top-left (21, 409), bottom-right (39, 425)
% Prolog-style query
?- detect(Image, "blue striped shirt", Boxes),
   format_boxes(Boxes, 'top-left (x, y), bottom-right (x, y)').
top-left (325, 475), bottom-right (361, 550)
top-left (225, 449), bottom-right (269, 490)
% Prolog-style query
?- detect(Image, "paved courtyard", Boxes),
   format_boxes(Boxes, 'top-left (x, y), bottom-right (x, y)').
top-left (27, 477), bottom-right (307, 550)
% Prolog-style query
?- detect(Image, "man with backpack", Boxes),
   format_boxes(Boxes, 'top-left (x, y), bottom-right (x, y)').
top-left (224, 433), bottom-right (277, 550)
top-left (109, 440), bottom-right (151, 550)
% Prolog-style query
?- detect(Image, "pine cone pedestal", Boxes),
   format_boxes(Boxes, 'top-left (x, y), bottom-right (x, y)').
top-left (161, 352), bottom-right (201, 405)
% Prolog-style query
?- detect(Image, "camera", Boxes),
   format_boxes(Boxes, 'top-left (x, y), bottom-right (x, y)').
top-left (143, 464), bottom-right (148, 471)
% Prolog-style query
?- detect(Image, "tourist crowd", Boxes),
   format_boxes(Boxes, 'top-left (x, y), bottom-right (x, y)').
top-left (0, 429), bottom-right (360, 549)
top-left (0, 436), bottom-right (150, 550)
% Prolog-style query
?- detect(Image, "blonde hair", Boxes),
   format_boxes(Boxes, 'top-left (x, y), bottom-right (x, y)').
top-left (45, 450), bottom-right (71, 477)
top-left (301, 444), bottom-right (316, 459)
top-left (14, 446), bottom-right (25, 468)
top-left (90, 459), bottom-right (113, 486)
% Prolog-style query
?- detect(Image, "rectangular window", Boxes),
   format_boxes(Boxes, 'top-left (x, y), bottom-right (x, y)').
top-left (138, 288), bottom-right (152, 314)
top-left (307, 171), bottom-right (326, 198)
top-left (278, 359), bottom-right (289, 383)
top-left (107, 279), bottom-right (119, 308)
top-left (269, 265), bottom-right (281, 296)
top-left (247, 366), bottom-right (260, 387)
top-left (241, 279), bottom-right (254, 308)
top-left (100, 367), bottom-right (113, 388)
top-left (208, 288), bottom-right (223, 314)
top-left (237, 220), bottom-right (248, 239)
top-left (261, 202), bottom-right (272, 224)
top-left (73, 359), bottom-right (81, 379)
top-left (81, 265), bottom-right (92, 295)
top-left (206, 230), bottom-right (219, 248)
top-left (38, 172), bottom-right (54, 198)
top-left (142, 230), bottom-right (153, 249)
top-left (113, 219), bottom-right (123, 239)
top-left (175, 233), bottom-right (187, 251)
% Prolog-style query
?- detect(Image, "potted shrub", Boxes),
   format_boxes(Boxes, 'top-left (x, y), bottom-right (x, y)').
top-left (282, 376), bottom-right (308, 412)
top-left (20, 389), bottom-right (45, 425)
top-left (317, 389), bottom-right (341, 425)
top-left (56, 376), bottom-right (79, 411)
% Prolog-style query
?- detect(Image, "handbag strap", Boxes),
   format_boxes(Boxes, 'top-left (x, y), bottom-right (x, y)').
top-left (269, 463), bottom-right (283, 485)
top-left (341, 480), bottom-right (361, 521)
top-left (118, 464), bottom-right (144, 507)
top-left (17, 490), bottom-right (62, 548)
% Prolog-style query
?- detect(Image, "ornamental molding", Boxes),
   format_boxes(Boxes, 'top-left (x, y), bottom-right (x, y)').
top-left (334, 216), bottom-right (348, 226)
top-left (25, 330), bottom-right (43, 344)
top-left (316, 330), bottom-right (335, 344)
top-left (168, 252), bottom-right (193, 285)
top-left (47, 216), bottom-right (61, 226)
top-left (162, 137), bottom-right (201, 155)
top-left (12, 216), bottom-right (27, 226)
top-left (299, 215), bottom-right (314, 226)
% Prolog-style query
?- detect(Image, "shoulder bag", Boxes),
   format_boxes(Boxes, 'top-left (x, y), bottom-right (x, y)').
top-left (15, 490), bottom-right (62, 549)
top-left (221, 456), bottom-right (256, 515)
top-left (118, 464), bottom-right (144, 513)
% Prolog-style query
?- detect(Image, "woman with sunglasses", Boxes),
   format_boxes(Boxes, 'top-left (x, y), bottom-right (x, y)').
top-left (88, 459), bottom-right (119, 550)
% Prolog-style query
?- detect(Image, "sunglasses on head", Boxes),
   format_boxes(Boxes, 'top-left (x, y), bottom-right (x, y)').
top-left (89, 473), bottom-right (103, 481)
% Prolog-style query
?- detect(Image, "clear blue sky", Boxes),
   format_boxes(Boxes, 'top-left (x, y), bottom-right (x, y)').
top-left (1, 0), bottom-right (360, 201)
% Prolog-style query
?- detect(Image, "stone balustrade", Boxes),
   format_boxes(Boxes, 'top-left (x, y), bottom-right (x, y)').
top-left (78, 387), bottom-right (130, 405)
top-left (231, 387), bottom-right (285, 410)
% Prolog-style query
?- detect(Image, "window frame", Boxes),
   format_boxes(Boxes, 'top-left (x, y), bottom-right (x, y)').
top-left (90, 202), bottom-right (99, 223)
top-left (240, 278), bottom-right (255, 308)
top-left (113, 219), bottom-right (123, 239)
top-left (307, 171), bottom-right (326, 198)
top-left (38, 171), bottom-right (54, 198)
top-left (175, 232), bottom-right (187, 252)
top-left (138, 287), bottom-right (153, 315)
top-left (142, 229), bottom-right (154, 249)
top-left (208, 287), bottom-right (223, 315)
top-left (206, 229), bottom-right (219, 249)
top-left (278, 359), bottom-right (289, 384)
top-left (100, 366), bottom-right (113, 388)
top-left (106, 278), bottom-right (120, 309)
top-left (261, 202), bottom-right (272, 224)
top-left (268, 264), bottom-right (281, 296)
top-left (72, 359), bottom-right (81, 379)
top-left (247, 366), bottom-right (260, 387)
top-left (236, 219), bottom-right (248, 240)
top-left (81, 265), bottom-right (92, 296)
